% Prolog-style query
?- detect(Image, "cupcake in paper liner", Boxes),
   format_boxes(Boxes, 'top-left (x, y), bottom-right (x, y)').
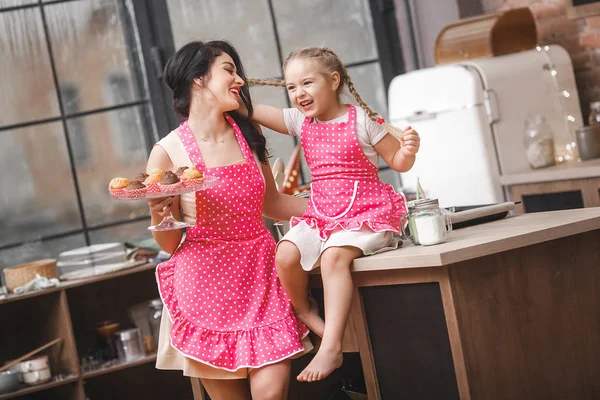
top-left (109, 177), bottom-right (131, 197)
top-left (175, 166), bottom-right (189, 177)
top-left (143, 171), bottom-right (163, 193)
top-left (134, 172), bottom-right (149, 183)
top-left (158, 171), bottom-right (182, 193)
top-left (123, 180), bottom-right (147, 199)
top-left (181, 167), bottom-right (204, 188)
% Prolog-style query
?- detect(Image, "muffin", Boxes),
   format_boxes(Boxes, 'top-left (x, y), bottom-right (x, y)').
top-left (175, 166), bottom-right (189, 177)
top-left (143, 171), bottom-right (163, 193)
top-left (108, 177), bottom-right (131, 196)
top-left (134, 172), bottom-right (149, 182)
top-left (158, 171), bottom-right (182, 192)
top-left (123, 181), bottom-right (147, 199)
top-left (180, 167), bottom-right (204, 187)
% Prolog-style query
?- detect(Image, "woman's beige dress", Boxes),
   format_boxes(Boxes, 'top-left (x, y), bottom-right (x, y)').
top-left (154, 130), bottom-right (311, 379)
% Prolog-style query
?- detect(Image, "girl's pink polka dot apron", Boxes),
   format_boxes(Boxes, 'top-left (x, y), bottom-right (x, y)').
top-left (292, 105), bottom-right (407, 238)
top-left (156, 114), bottom-right (308, 372)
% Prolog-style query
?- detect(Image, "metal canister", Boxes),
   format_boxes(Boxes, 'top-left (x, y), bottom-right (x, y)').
top-left (114, 328), bottom-right (146, 362)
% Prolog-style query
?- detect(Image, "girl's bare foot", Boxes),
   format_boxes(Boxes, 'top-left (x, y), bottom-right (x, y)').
top-left (297, 345), bottom-right (343, 382)
top-left (296, 297), bottom-right (325, 337)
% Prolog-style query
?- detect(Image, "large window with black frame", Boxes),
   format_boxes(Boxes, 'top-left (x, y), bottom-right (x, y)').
top-left (0, 0), bottom-right (404, 275)
top-left (0, 0), bottom-right (156, 272)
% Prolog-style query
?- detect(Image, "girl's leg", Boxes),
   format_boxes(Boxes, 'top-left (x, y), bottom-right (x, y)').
top-left (297, 245), bottom-right (362, 382)
top-left (248, 359), bottom-right (291, 400)
top-left (276, 240), bottom-right (325, 337)
top-left (200, 377), bottom-right (252, 400)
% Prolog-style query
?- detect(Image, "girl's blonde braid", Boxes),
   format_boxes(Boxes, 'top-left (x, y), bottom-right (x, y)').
top-left (340, 64), bottom-right (404, 139)
top-left (247, 78), bottom-right (286, 88)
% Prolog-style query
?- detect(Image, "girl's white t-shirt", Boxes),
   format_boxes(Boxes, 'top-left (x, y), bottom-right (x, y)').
top-left (282, 107), bottom-right (389, 166)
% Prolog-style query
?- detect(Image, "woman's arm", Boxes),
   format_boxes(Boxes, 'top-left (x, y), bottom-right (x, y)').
top-left (261, 160), bottom-right (307, 220)
top-left (146, 145), bottom-right (184, 254)
top-left (374, 127), bottom-right (420, 173)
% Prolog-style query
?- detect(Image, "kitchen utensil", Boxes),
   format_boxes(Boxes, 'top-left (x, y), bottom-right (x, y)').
top-left (448, 202), bottom-right (517, 229)
top-left (22, 368), bottom-right (51, 385)
top-left (575, 125), bottom-right (600, 160)
top-left (17, 355), bottom-right (49, 373)
top-left (18, 355), bottom-right (51, 386)
top-left (0, 371), bottom-right (19, 395)
top-left (0, 338), bottom-right (62, 373)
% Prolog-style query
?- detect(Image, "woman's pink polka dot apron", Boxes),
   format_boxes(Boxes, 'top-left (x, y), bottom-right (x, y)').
top-left (291, 105), bottom-right (407, 238)
top-left (156, 114), bottom-right (308, 372)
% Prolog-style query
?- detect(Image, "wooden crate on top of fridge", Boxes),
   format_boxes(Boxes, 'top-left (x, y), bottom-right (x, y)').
top-left (434, 7), bottom-right (537, 65)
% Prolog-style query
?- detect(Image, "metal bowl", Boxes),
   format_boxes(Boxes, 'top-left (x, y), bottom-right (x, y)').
top-left (0, 371), bottom-right (20, 395)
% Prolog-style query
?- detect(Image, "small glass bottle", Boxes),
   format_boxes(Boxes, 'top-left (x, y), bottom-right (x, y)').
top-left (589, 102), bottom-right (600, 126)
top-left (148, 299), bottom-right (163, 352)
top-left (524, 116), bottom-right (556, 169)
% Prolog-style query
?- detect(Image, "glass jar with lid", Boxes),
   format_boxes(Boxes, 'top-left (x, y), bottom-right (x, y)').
top-left (589, 102), bottom-right (600, 126)
top-left (401, 199), bottom-right (452, 246)
top-left (524, 115), bottom-right (556, 169)
top-left (148, 299), bottom-right (163, 352)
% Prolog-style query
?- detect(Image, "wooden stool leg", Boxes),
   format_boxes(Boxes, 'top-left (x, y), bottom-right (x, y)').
top-left (191, 377), bottom-right (206, 400)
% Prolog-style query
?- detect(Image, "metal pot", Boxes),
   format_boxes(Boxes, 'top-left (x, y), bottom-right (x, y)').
top-left (0, 371), bottom-right (19, 395)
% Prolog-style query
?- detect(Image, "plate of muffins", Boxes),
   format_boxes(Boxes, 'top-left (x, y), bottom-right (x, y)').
top-left (108, 166), bottom-right (218, 199)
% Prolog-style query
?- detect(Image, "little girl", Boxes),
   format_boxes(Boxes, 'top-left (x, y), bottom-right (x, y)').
top-left (249, 47), bottom-right (420, 382)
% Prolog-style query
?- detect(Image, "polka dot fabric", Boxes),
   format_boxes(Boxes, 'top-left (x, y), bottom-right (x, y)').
top-left (156, 114), bottom-right (308, 372)
top-left (291, 105), bottom-right (408, 240)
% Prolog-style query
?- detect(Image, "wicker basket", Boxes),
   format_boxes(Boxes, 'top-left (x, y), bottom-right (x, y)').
top-left (3, 259), bottom-right (58, 293)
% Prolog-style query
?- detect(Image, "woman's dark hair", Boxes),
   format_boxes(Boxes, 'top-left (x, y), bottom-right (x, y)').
top-left (164, 40), bottom-right (268, 163)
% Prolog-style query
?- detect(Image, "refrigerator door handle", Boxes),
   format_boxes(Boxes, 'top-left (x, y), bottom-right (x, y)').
top-left (484, 89), bottom-right (500, 123)
top-left (404, 110), bottom-right (438, 123)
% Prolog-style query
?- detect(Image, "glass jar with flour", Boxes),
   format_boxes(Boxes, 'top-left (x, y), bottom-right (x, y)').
top-left (401, 199), bottom-right (452, 246)
top-left (524, 116), bottom-right (556, 169)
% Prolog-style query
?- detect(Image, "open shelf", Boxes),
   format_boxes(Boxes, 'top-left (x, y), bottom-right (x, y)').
top-left (0, 376), bottom-right (79, 400)
top-left (82, 354), bottom-right (157, 379)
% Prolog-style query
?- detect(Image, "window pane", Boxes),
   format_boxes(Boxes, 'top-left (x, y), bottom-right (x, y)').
top-left (346, 62), bottom-right (388, 119)
top-left (89, 220), bottom-right (152, 245)
top-left (0, 1), bottom-right (36, 9)
top-left (165, 0), bottom-right (281, 79)
top-left (273, 0), bottom-right (378, 65)
top-left (0, 122), bottom-right (83, 247)
top-left (0, 234), bottom-right (86, 284)
top-left (0, 7), bottom-right (60, 126)
top-left (67, 106), bottom-right (151, 227)
top-left (44, 0), bottom-right (146, 113)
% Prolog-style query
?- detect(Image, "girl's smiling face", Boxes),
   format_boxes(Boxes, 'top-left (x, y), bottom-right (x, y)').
top-left (284, 58), bottom-right (341, 121)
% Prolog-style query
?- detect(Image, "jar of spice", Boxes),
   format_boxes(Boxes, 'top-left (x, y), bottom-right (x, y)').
top-left (524, 116), bottom-right (556, 169)
top-left (589, 101), bottom-right (600, 126)
top-left (401, 199), bottom-right (452, 246)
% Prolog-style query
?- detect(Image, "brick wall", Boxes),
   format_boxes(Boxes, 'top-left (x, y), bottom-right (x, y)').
top-left (481, 0), bottom-right (600, 122)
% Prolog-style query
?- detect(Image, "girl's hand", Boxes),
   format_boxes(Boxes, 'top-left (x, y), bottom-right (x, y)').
top-left (400, 126), bottom-right (420, 157)
top-left (148, 196), bottom-right (174, 218)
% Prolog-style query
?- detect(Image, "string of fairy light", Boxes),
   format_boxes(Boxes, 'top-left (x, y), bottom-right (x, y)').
top-left (535, 44), bottom-right (578, 163)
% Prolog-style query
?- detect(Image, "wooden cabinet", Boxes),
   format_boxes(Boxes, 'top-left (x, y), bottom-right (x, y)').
top-left (507, 177), bottom-right (600, 213)
top-left (0, 264), bottom-right (193, 400)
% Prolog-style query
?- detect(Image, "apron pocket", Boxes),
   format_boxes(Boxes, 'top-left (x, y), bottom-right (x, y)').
top-left (310, 180), bottom-right (359, 219)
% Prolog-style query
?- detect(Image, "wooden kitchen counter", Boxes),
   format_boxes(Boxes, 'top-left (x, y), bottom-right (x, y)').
top-left (340, 207), bottom-right (600, 400)
top-left (499, 157), bottom-right (600, 185)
